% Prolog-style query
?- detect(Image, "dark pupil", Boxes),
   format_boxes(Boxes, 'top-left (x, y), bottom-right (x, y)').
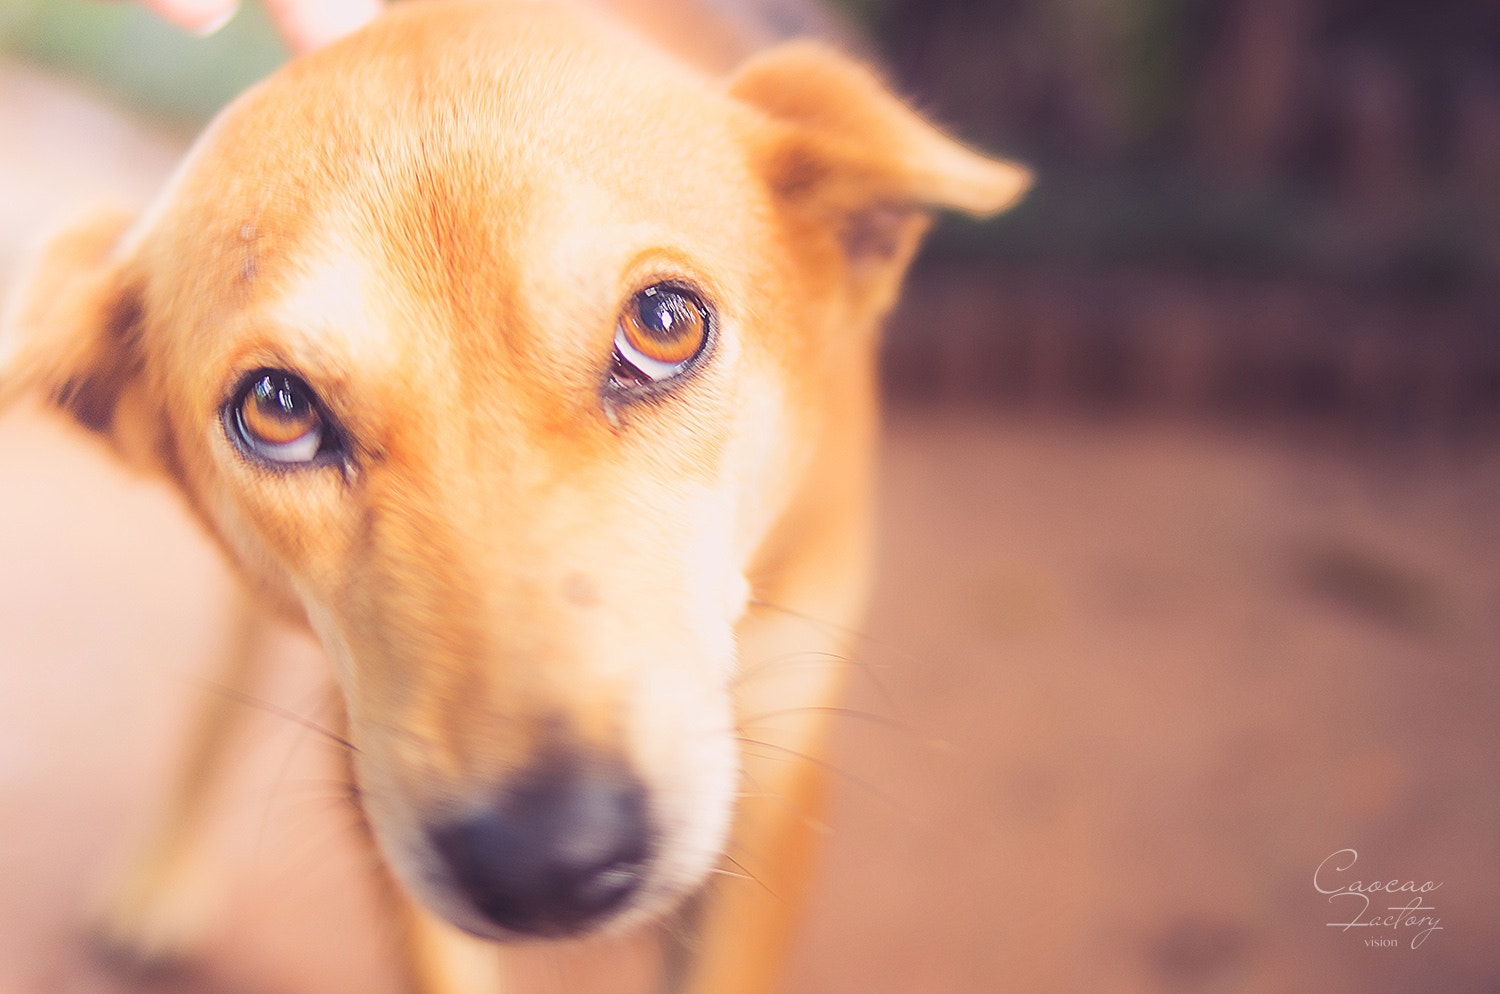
top-left (638, 290), bottom-right (689, 340)
top-left (253, 374), bottom-right (307, 421)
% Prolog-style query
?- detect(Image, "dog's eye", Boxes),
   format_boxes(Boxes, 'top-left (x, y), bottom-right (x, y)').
top-left (230, 371), bottom-right (331, 465)
top-left (610, 284), bottom-right (710, 389)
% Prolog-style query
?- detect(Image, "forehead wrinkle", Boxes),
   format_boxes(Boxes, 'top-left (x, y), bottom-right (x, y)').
top-left (383, 151), bottom-right (521, 344)
top-left (370, 158), bottom-right (538, 433)
top-left (372, 139), bottom-right (650, 439)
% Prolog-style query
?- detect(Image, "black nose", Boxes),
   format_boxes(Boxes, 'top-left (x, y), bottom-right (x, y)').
top-left (429, 755), bottom-right (653, 937)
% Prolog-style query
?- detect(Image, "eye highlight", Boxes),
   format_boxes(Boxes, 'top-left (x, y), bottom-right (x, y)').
top-left (609, 284), bottom-right (711, 390)
top-left (228, 370), bottom-right (337, 466)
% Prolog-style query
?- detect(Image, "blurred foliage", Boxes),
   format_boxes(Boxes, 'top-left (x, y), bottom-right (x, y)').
top-left (0, 0), bottom-right (287, 127)
top-left (875, 0), bottom-right (1500, 302)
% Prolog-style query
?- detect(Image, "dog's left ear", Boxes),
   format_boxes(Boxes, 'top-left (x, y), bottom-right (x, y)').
top-left (0, 205), bottom-right (151, 454)
top-left (730, 42), bottom-right (1030, 319)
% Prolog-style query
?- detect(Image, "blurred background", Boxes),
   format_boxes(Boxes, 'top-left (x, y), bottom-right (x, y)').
top-left (1, 1), bottom-right (1497, 992)
top-left (879, 0), bottom-right (1500, 437)
top-left (5, 0), bottom-right (1500, 423)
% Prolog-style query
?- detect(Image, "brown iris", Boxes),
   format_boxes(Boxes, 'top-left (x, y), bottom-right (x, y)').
top-left (232, 371), bottom-right (327, 464)
top-left (612, 284), bottom-right (709, 385)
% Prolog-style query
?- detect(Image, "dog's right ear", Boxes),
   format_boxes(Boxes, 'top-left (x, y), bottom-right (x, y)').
top-left (0, 206), bottom-right (147, 443)
top-left (731, 42), bottom-right (1030, 218)
top-left (730, 43), bottom-right (1030, 326)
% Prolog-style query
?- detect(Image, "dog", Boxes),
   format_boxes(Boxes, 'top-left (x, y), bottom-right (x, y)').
top-left (0, 2), bottom-right (1027, 990)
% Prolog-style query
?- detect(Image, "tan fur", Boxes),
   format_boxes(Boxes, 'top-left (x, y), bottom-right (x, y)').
top-left (0, 2), bottom-right (1026, 991)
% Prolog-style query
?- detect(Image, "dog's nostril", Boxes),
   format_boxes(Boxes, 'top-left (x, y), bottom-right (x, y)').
top-left (429, 757), bottom-right (652, 937)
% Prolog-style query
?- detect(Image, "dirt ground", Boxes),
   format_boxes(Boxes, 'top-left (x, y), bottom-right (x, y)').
top-left (2, 64), bottom-right (1498, 994)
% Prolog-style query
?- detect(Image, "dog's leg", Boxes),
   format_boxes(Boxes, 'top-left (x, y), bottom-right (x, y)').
top-left (667, 601), bottom-right (858, 994)
top-left (667, 753), bottom-right (834, 994)
top-left (399, 895), bottom-right (508, 994)
top-left (95, 588), bottom-right (266, 966)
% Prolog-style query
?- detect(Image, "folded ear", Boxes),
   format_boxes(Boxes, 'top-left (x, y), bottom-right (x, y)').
top-left (0, 206), bottom-right (144, 437)
top-left (730, 42), bottom-right (1029, 317)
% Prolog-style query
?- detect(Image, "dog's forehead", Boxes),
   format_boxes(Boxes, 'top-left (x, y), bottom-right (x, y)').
top-left (147, 1), bottom-right (768, 339)
top-left (127, 0), bottom-right (786, 434)
top-left (191, 0), bottom-right (756, 221)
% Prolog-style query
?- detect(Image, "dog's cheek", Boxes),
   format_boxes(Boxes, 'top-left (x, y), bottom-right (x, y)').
top-left (186, 454), bottom-right (344, 625)
top-left (716, 353), bottom-right (804, 571)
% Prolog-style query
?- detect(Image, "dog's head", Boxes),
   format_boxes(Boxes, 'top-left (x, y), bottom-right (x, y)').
top-left (1, 0), bottom-right (1025, 941)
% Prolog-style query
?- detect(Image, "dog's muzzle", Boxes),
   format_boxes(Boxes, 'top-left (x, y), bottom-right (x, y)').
top-left (424, 751), bottom-right (654, 938)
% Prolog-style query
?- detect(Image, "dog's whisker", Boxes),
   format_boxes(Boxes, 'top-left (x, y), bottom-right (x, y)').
top-left (263, 727), bottom-right (320, 857)
top-left (272, 788), bottom-right (365, 823)
top-left (733, 735), bottom-right (904, 813)
top-left (271, 776), bottom-right (360, 792)
top-left (743, 595), bottom-right (920, 682)
top-left (191, 677), bottom-right (357, 753)
top-left (251, 681), bottom-right (356, 871)
top-left (738, 704), bottom-right (912, 735)
top-left (744, 596), bottom-right (859, 633)
top-left (266, 784), bottom-right (354, 810)
top-left (732, 648), bottom-right (883, 683)
top-left (271, 811), bottom-right (372, 886)
top-left (732, 648), bottom-right (905, 721)
top-left (732, 649), bottom-right (890, 707)
top-left (718, 853), bottom-right (781, 903)
top-left (738, 703), bottom-right (953, 760)
top-left (745, 597), bottom-right (916, 661)
top-left (734, 761), bottom-right (768, 800)
top-left (244, 785), bottom-right (364, 889)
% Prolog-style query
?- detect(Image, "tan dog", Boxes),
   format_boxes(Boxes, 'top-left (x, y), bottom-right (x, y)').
top-left (0, 2), bottom-right (1026, 991)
